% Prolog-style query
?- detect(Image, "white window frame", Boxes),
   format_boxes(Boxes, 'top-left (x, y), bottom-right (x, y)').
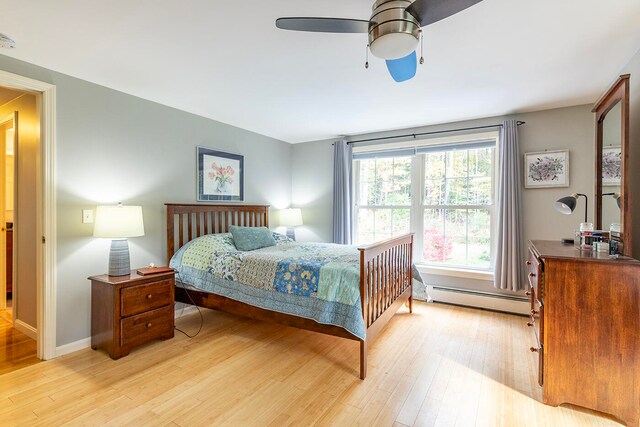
top-left (352, 131), bottom-right (499, 273)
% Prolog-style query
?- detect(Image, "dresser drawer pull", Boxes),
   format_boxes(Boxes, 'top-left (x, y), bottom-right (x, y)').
top-left (531, 309), bottom-right (539, 316)
top-left (525, 260), bottom-right (531, 266)
top-left (146, 322), bottom-right (152, 328)
top-left (146, 294), bottom-right (153, 299)
top-left (530, 347), bottom-right (539, 353)
top-left (525, 291), bottom-right (531, 296)
top-left (529, 272), bottom-right (535, 278)
top-left (527, 322), bottom-right (534, 327)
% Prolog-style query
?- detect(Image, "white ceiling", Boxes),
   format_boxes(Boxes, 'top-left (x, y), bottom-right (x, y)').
top-left (2, 0), bottom-right (640, 143)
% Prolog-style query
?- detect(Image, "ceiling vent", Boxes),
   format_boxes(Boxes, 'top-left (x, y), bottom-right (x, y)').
top-left (0, 33), bottom-right (16, 49)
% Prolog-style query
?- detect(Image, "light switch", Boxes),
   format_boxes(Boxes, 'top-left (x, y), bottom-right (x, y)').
top-left (82, 209), bottom-right (93, 224)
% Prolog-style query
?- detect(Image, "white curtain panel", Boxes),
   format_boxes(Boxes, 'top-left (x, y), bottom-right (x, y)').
top-left (332, 140), bottom-right (353, 244)
top-left (494, 120), bottom-right (525, 291)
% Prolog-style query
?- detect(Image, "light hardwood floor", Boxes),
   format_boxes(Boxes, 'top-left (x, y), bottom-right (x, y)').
top-left (0, 302), bottom-right (625, 426)
top-left (0, 316), bottom-right (38, 376)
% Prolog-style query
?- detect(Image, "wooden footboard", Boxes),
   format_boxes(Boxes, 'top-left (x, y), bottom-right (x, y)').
top-left (358, 233), bottom-right (414, 379)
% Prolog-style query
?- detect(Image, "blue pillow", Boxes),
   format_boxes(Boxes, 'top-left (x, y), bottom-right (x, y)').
top-left (229, 226), bottom-right (276, 251)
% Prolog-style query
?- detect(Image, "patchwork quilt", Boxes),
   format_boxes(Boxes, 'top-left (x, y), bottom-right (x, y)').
top-left (170, 233), bottom-right (422, 340)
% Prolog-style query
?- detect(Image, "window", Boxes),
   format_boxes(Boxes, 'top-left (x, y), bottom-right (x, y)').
top-left (353, 137), bottom-right (496, 270)
top-left (422, 146), bottom-right (494, 268)
top-left (355, 156), bottom-right (412, 244)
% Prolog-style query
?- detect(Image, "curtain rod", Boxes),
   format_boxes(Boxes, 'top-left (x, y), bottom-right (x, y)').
top-left (344, 121), bottom-right (526, 145)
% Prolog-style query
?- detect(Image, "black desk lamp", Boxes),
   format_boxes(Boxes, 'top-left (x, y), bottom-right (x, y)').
top-left (601, 192), bottom-right (621, 209)
top-left (554, 193), bottom-right (588, 244)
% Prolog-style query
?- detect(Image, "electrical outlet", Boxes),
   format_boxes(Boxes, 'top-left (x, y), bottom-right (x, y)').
top-left (82, 209), bottom-right (93, 224)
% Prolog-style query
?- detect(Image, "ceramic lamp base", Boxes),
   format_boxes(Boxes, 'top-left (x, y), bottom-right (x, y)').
top-left (286, 227), bottom-right (296, 241)
top-left (108, 238), bottom-right (131, 276)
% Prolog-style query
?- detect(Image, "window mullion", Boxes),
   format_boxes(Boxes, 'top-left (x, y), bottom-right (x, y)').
top-left (411, 154), bottom-right (424, 262)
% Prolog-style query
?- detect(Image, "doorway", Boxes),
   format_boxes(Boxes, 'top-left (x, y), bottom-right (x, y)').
top-left (0, 113), bottom-right (15, 323)
top-left (0, 69), bottom-right (56, 361)
top-left (0, 88), bottom-right (39, 373)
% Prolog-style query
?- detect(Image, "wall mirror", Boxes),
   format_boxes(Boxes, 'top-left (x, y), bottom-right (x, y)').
top-left (593, 74), bottom-right (631, 256)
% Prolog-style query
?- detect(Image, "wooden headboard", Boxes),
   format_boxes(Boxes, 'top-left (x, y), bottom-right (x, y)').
top-left (165, 203), bottom-right (270, 263)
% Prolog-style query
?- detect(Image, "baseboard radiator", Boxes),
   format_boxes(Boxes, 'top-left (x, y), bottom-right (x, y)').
top-left (428, 285), bottom-right (529, 315)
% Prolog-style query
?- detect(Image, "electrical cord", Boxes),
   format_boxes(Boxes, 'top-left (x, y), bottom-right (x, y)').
top-left (173, 271), bottom-right (204, 338)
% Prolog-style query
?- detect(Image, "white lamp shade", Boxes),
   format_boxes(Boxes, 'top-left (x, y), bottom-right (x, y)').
top-left (369, 32), bottom-right (419, 60)
top-left (93, 205), bottom-right (145, 238)
top-left (280, 208), bottom-right (303, 227)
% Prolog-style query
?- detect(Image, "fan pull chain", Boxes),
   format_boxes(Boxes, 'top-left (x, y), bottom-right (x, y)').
top-left (419, 31), bottom-right (424, 65)
top-left (365, 44), bottom-right (370, 69)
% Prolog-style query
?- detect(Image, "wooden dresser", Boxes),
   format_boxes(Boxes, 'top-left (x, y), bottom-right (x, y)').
top-left (527, 240), bottom-right (640, 427)
top-left (90, 270), bottom-right (175, 359)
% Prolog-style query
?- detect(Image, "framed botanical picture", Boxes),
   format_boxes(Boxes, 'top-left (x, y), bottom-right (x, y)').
top-left (601, 146), bottom-right (622, 186)
top-left (524, 150), bottom-right (569, 189)
top-left (197, 147), bottom-right (244, 201)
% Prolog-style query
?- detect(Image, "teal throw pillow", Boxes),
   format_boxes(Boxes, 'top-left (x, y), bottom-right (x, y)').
top-left (229, 226), bottom-right (276, 251)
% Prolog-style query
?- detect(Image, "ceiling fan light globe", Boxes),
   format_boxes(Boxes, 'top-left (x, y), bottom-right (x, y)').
top-left (370, 32), bottom-right (418, 60)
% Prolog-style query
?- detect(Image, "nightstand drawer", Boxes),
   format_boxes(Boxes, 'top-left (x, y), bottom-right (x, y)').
top-left (121, 279), bottom-right (173, 317)
top-left (120, 305), bottom-right (173, 348)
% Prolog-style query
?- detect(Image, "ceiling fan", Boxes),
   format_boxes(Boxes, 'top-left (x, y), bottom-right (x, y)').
top-left (276, 0), bottom-right (483, 82)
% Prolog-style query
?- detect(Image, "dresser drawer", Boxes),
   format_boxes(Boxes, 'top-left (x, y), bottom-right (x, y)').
top-left (120, 305), bottom-right (173, 348)
top-left (121, 279), bottom-right (173, 317)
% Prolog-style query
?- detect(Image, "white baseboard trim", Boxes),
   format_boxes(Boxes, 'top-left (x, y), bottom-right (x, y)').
top-left (51, 306), bottom-right (197, 358)
top-left (428, 285), bottom-right (529, 315)
top-left (14, 319), bottom-right (37, 340)
top-left (56, 337), bottom-right (91, 357)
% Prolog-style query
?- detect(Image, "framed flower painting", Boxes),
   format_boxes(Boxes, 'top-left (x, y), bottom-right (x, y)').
top-left (524, 150), bottom-right (569, 189)
top-left (197, 147), bottom-right (244, 201)
top-left (601, 146), bottom-right (622, 186)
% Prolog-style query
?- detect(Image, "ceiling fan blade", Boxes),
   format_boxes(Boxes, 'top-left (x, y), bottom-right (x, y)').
top-left (275, 17), bottom-right (369, 34)
top-left (406, 0), bottom-right (483, 27)
top-left (386, 51), bottom-right (417, 83)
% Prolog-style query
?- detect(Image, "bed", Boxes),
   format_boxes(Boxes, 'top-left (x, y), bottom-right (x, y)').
top-left (166, 203), bottom-right (413, 379)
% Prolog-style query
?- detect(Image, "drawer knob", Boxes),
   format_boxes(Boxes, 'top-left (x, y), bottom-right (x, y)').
top-left (530, 347), bottom-right (539, 353)
top-left (525, 261), bottom-right (531, 266)
top-left (528, 272), bottom-right (535, 278)
top-left (527, 322), bottom-right (534, 327)
top-left (146, 294), bottom-right (153, 299)
top-left (146, 322), bottom-right (152, 328)
top-left (525, 291), bottom-right (531, 296)
top-left (531, 309), bottom-right (539, 316)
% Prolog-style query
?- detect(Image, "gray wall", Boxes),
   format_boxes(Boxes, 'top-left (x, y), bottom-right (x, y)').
top-left (0, 54), bottom-right (293, 346)
top-left (291, 105), bottom-right (595, 293)
top-left (619, 48), bottom-right (640, 258)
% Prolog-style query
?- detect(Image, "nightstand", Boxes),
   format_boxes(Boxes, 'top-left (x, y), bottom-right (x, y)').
top-left (89, 269), bottom-right (175, 359)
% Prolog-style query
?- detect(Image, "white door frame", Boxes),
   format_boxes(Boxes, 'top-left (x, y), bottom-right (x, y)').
top-left (0, 69), bottom-right (56, 360)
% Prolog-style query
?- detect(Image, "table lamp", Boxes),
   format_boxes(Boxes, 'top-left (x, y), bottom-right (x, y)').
top-left (554, 193), bottom-right (588, 244)
top-left (554, 193), bottom-right (588, 223)
top-left (93, 203), bottom-right (145, 276)
top-left (602, 192), bottom-right (621, 209)
top-left (280, 208), bottom-right (303, 241)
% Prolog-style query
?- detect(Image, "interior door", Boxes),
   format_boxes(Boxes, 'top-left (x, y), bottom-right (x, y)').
top-left (0, 113), bottom-right (14, 312)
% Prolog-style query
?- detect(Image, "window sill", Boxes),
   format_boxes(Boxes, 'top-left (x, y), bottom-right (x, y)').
top-left (416, 264), bottom-right (494, 281)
